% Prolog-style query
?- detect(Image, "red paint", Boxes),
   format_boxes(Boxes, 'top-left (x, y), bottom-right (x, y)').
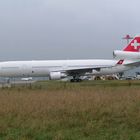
top-left (123, 36), bottom-right (140, 52)
top-left (117, 60), bottom-right (124, 65)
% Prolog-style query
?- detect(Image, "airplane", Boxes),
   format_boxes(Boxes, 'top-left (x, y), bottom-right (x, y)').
top-left (0, 35), bottom-right (140, 82)
top-left (114, 35), bottom-right (140, 59)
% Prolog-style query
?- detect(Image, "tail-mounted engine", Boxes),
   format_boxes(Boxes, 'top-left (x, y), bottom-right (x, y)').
top-left (113, 50), bottom-right (140, 59)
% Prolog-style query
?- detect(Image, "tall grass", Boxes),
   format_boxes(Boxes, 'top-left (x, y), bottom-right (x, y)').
top-left (0, 81), bottom-right (140, 140)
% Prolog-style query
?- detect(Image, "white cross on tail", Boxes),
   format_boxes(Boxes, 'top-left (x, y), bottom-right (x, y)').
top-left (131, 40), bottom-right (140, 50)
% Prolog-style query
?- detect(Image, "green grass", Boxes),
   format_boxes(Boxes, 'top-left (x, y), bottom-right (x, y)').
top-left (0, 80), bottom-right (140, 140)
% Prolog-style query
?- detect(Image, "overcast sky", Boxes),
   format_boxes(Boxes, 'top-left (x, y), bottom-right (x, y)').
top-left (0, 0), bottom-right (140, 61)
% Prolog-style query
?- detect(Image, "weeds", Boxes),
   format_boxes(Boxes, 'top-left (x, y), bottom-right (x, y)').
top-left (0, 81), bottom-right (140, 140)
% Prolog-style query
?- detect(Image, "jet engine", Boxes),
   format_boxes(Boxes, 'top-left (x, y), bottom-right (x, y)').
top-left (113, 50), bottom-right (140, 59)
top-left (49, 72), bottom-right (67, 80)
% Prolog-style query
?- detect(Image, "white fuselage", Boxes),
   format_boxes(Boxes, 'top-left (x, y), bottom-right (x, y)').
top-left (0, 59), bottom-right (133, 77)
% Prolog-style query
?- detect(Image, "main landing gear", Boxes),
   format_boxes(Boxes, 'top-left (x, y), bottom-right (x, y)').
top-left (70, 79), bottom-right (82, 82)
top-left (70, 76), bottom-right (82, 82)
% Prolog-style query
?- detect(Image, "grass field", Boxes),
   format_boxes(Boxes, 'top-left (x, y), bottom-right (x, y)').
top-left (0, 80), bottom-right (140, 140)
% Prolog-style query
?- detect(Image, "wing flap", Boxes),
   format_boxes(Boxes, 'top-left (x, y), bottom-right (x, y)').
top-left (61, 65), bottom-right (112, 76)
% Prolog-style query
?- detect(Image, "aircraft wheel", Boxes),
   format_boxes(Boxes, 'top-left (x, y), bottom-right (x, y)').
top-left (70, 79), bottom-right (75, 82)
top-left (70, 79), bottom-right (82, 82)
top-left (76, 79), bottom-right (82, 82)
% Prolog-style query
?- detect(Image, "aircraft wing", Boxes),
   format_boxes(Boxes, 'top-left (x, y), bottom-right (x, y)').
top-left (125, 60), bottom-right (140, 68)
top-left (65, 67), bottom-right (94, 76)
top-left (60, 65), bottom-right (113, 76)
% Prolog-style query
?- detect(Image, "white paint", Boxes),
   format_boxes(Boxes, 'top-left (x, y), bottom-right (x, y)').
top-left (131, 40), bottom-right (140, 50)
top-left (0, 59), bottom-right (138, 79)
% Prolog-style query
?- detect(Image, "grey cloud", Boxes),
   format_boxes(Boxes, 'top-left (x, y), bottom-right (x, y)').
top-left (0, 0), bottom-right (139, 61)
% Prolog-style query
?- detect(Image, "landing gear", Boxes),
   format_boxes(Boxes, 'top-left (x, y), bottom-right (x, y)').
top-left (70, 76), bottom-right (82, 82)
top-left (70, 79), bottom-right (82, 82)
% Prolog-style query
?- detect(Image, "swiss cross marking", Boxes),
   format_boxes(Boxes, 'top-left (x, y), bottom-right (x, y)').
top-left (131, 40), bottom-right (140, 50)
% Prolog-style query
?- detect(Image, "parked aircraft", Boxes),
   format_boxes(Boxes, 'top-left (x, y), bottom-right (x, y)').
top-left (0, 35), bottom-right (140, 82)
top-left (114, 35), bottom-right (140, 59)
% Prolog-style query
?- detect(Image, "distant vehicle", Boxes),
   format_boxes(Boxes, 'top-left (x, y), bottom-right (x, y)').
top-left (125, 76), bottom-right (136, 80)
top-left (21, 77), bottom-right (33, 81)
top-left (135, 72), bottom-right (140, 80)
top-left (0, 35), bottom-right (140, 82)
